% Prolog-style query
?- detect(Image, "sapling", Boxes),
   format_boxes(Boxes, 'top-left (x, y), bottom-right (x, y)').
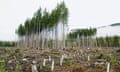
top-left (32, 64), bottom-right (38, 72)
top-left (49, 56), bottom-right (51, 61)
top-left (31, 60), bottom-right (38, 72)
top-left (60, 54), bottom-right (64, 66)
top-left (87, 48), bottom-right (90, 61)
top-left (88, 55), bottom-right (90, 61)
top-left (51, 59), bottom-right (54, 71)
top-left (107, 62), bottom-right (110, 72)
top-left (43, 59), bottom-right (47, 66)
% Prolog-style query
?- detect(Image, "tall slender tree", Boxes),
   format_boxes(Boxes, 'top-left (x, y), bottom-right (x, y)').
top-left (16, 1), bottom-right (69, 49)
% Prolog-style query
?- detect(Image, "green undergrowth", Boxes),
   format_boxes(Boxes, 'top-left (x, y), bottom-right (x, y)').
top-left (0, 60), bottom-right (5, 72)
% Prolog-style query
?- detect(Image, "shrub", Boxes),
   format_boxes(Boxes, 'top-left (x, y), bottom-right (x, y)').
top-left (63, 61), bottom-right (71, 66)
top-left (110, 58), bottom-right (117, 64)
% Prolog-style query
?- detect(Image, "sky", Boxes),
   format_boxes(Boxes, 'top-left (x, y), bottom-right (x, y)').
top-left (1, 0), bottom-right (120, 41)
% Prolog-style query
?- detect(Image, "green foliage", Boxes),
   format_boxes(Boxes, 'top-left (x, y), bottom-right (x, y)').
top-left (16, 1), bottom-right (68, 37)
top-left (0, 60), bottom-right (5, 72)
top-left (63, 61), bottom-right (71, 66)
top-left (16, 24), bottom-right (25, 36)
top-left (110, 58), bottom-right (117, 64)
top-left (0, 41), bottom-right (16, 47)
top-left (67, 28), bottom-right (97, 39)
top-left (15, 53), bottom-right (22, 58)
top-left (15, 62), bottom-right (20, 72)
top-left (96, 36), bottom-right (120, 47)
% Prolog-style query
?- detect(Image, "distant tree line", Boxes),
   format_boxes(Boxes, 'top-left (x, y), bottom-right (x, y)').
top-left (67, 28), bottom-right (97, 39)
top-left (67, 28), bottom-right (97, 47)
top-left (0, 41), bottom-right (16, 47)
top-left (67, 28), bottom-right (120, 48)
top-left (96, 36), bottom-right (120, 47)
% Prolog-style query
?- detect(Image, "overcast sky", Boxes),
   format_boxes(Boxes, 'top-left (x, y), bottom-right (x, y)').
top-left (1, 0), bottom-right (120, 41)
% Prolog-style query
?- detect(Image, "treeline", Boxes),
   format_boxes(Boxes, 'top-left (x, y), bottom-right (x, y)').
top-left (96, 36), bottom-right (120, 47)
top-left (0, 41), bottom-right (16, 47)
top-left (67, 28), bottom-right (120, 47)
top-left (67, 28), bottom-right (97, 47)
top-left (67, 28), bottom-right (97, 39)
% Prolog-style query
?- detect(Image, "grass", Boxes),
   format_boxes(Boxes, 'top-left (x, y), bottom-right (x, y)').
top-left (0, 60), bottom-right (5, 72)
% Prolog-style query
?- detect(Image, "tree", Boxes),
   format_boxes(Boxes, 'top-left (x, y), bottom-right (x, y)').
top-left (16, 24), bottom-right (25, 47)
top-left (59, 2), bottom-right (68, 48)
top-left (67, 28), bottom-right (97, 48)
top-left (112, 36), bottom-right (119, 47)
top-left (16, 1), bottom-right (69, 49)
